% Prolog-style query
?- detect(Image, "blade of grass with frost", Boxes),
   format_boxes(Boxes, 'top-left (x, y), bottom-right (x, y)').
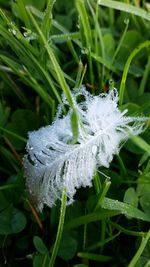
top-left (23, 87), bottom-right (147, 211)
top-left (26, 7), bottom-right (74, 108)
top-left (16, 0), bottom-right (31, 28)
top-left (41, 0), bottom-right (55, 40)
top-left (26, 7), bottom-right (79, 141)
top-left (98, 0), bottom-right (150, 22)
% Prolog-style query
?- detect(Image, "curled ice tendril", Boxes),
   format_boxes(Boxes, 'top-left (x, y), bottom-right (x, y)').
top-left (23, 87), bottom-right (146, 211)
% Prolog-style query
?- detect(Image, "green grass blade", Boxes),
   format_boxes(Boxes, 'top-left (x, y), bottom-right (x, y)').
top-left (77, 252), bottom-right (112, 262)
top-left (0, 184), bottom-right (19, 190)
top-left (26, 8), bottom-right (79, 141)
top-left (111, 19), bottom-right (129, 64)
top-left (0, 17), bottom-right (62, 104)
top-left (76, 0), bottom-right (93, 48)
top-left (110, 221), bottom-right (145, 237)
top-left (26, 7), bottom-right (74, 108)
top-left (0, 71), bottom-right (28, 105)
top-left (41, 0), bottom-right (55, 40)
top-left (48, 188), bottom-right (67, 267)
top-left (85, 231), bottom-right (120, 252)
top-left (119, 40), bottom-right (150, 106)
top-left (0, 55), bottom-right (55, 107)
top-left (76, 0), bottom-right (94, 84)
top-left (94, 180), bottom-right (111, 211)
top-left (87, 1), bottom-right (105, 85)
top-left (128, 230), bottom-right (150, 267)
top-left (91, 52), bottom-right (118, 73)
top-left (0, 126), bottom-right (27, 143)
top-left (129, 134), bottom-right (150, 156)
top-left (102, 197), bottom-right (150, 222)
top-left (0, 146), bottom-right (19, 171)
top-left (138, 55), bottom-right (150, 96)
top-left (65, 210), bottom-right (119, 229)
top-left (16, 0), bottom-right (31, 28)
top-left (98, 0), bottom-right (150, 22)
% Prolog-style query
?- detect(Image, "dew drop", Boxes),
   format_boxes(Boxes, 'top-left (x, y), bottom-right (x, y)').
top-left (81, 48), bottom-right (88, 54)
top-left (8, 28), bottom-right (17, 35)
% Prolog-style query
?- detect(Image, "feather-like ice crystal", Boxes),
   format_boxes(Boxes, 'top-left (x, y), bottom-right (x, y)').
top-left (23, 88), bottom-right (146, 211)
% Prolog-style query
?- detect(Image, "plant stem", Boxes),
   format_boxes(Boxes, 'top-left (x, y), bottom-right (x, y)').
top-left (48, 188), bottom-right (67, 267)
top-left (119, 40), bottom-right (150, 106)
top-left (94, 180), bottom-right (111, 211)
top-left (128, 230), bottom-right (150, 267)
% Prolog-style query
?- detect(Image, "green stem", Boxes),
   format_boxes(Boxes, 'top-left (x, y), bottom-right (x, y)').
top-left (111, 18), bottom-right (129, 64)
top-left (26, 7), bottom-right (74, 108)
top-left (27, 7), bottom-right (79, 141)
top-left (110, 221), bottom-right (146, 237)
top-left (128, 230), bottom-right (150, 267)
top-left (0, 184), bottom-right (19, 190)
top-left (94, 180), bottom-right (111, 211)
top-left (138, 55), bottom-right (150, 96)
top-left (48, 188), bottom-right (67, 267)
top-left (93, 172), bottom-right (101, 195)
top-left (17, 0), bottom-right (31, 29)
top-left (116, 155), bottom-right (127, 179)
top-left (119, 40), bottom-right (150, 106)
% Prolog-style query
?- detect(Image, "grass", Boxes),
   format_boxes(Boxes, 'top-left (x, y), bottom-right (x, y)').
top-left (0, 0), bottom-right (150, 267)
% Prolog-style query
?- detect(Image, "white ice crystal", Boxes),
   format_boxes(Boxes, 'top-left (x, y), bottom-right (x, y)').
top-left (23, 87), bottom-right (146, 211)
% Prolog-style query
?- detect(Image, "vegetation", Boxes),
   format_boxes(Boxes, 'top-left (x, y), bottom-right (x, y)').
top-left (0, 0), bottom-right (150, 266)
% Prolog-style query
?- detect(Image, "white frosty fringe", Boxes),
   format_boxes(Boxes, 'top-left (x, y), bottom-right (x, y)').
top-left (23, 87), bottom-right (146, 211)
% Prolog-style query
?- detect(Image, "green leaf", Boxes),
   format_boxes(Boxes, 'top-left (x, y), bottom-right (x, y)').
top-left (27, 7), bottom-right (74, 108)
top-left (102, 197), bottom-right (150, 222)
top-left (140, 194), bottom-right (150, 216)
top-left (11, 0), bottom-right (47, 20)
top-left (103, 33), bottom-right (115, 60)
top-left (125, 139), bottom-right (145, 155)
top-left (129, 135), bottom-right (150, 156)
top-left (116, 31), bottom-right (143, 64)
top-left (119, 40), bottom-right (150, 106)
top-left (41, 0), bottom-right (55, 40)
top-left (98, 0), bottom-right (150, 22)
top-left (76, 0), bottom-right (93, 48)
top-left (58, 232), bottom-right (77, 260)
top-left (77, 252), bottom-right (112, 262)
top-left (33, 236), bottom-right (48, 255)
top-left (6, 109), bottom-right (37, 150)
top-left (33, 254), bottom-right (50, 267)
top-left (136, 93), bottom-right (150, 113)
top-left (33, 254), bottom-right (43, 267)
top-left (134, 256), bottom-right (149, 267)
top-left (123, 187), bottom-right (138, 208)
top-left (0, 206), bottom-right (27, 235)
top-left (65, 210), bottom-right (119, 229)
top-left (121, 103), bottom-right (140, 116)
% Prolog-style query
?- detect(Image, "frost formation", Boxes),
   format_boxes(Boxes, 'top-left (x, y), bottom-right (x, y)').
top-left (23, 87), bottom-right (146, 211)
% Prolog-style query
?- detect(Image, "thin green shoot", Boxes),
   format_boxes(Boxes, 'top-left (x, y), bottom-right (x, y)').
top-left (111, 19), bottom-right (129, 64)
top-left (48, 188), bottom-right (67, 267)
top-left (138, 55), bottom-right (150, 96)
top-left (94, 180), bottom-right (111, 211)
top-left (119, 40), bottom-right (150, 106)
top-left (128, 230), bottom-right (150, 267)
